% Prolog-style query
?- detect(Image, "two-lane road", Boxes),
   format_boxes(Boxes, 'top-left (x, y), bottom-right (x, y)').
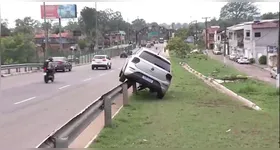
top-left (0, 56), bottom-right (127, 148)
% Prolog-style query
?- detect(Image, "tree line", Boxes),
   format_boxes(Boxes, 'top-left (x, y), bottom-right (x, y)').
top-left (0, 7), bottom-right (163, 65)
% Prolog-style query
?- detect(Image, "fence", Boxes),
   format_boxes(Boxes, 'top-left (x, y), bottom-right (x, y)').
top-left (36, 80), bottom-right (138, 148)
top-left (1, 44), bottom-right (136, 76)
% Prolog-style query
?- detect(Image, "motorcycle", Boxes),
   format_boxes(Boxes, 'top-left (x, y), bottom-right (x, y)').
top-left (43, 67), bottom-right (55, 83)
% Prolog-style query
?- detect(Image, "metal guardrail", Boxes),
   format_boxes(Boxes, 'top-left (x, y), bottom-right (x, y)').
top-left (1, 44), bottom-right (136, 76)
top-left (36, 80), bottom-right (137, 148)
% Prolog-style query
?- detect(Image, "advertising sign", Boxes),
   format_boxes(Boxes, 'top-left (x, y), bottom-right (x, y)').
top-left (41, 4), bottom-right (77, 19)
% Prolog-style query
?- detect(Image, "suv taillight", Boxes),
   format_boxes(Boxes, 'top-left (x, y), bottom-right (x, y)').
top-left (103, 59), bottom-right (106, 61)
top-left (166, 73), bottom-right (172, 81)
top-left (131, 57), bottom-right (140, 64)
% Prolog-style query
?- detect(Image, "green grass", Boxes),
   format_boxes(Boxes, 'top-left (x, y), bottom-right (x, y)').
top-left (90, 55), bottom-right (279, 148)
top-left (185, 54), bottom-right (279, 114)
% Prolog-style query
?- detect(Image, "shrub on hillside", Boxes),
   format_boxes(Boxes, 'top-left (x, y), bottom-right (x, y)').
top-left (258, 55), bottom-right (267, 65)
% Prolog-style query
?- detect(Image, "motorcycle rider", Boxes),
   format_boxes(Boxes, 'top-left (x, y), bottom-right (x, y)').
top-left (43, 57), bottom-right (55, 76)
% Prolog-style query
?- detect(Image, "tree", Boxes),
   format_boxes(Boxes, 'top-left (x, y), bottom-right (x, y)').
top-left (261, 12), bottom-right (279, 19)
top-left (220, 2), bottom-right (260, 24)
top-left (166, 37), bottom-right (191, 58)
top-left (131, 18), bottom-right (146, 31)
top-left (51, 22), bottom-right (64, 34)
top-left (64, 20), bottom-right (80, 31)
top-left (79, 7), bottom-right (98, 37)
top-left (1, 33), bottom-right (36, 64)
top-left (1, 19), bottom-right (11, 36)
top-left (175, 28), bottom-right (189, 39)
top-left (14, 17), bottom-right (39, 35)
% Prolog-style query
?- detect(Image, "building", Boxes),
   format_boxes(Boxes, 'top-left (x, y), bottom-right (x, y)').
top-left (226, 19), bottom-right (279, 65)
top-left (203, 26), bottom-right (220, 49)
top-left (109, 31), bottom-right (126, 45)
top-left (34, 30), bottom-right (76, 51)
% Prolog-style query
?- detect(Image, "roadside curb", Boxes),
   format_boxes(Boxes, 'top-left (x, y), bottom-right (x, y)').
top-left (179, 62), bottom-right (262, 111)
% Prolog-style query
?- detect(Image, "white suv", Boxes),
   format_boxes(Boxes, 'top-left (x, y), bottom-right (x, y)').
top-left (91, 55), bottom-right (112, 70)
top-left (119, 48), bottom-right (172, 99)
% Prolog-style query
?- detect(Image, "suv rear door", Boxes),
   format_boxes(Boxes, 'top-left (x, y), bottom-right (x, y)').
top-left (135, 50), bottom-right (170, 81)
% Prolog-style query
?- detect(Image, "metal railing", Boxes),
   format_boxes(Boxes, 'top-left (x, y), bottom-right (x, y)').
top-left (36, 80), bottom-right (137, 148)
top-left (1, 44), bottom-right (136, 76)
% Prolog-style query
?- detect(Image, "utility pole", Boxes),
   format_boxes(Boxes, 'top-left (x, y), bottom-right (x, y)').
top-left (194, 20), bottom-right (198, 45)
top-left (0, 4), bottom-right (2, 101)
top-left (202, 17), bottom-right (210, 50)
top-left (223, 28), bottom-right (227, 65)
top-left (277, 2), bottom-right (280, 88)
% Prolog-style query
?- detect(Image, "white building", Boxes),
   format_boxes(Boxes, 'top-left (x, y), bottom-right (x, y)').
top-left (226, 19), bottom-right (278, 63)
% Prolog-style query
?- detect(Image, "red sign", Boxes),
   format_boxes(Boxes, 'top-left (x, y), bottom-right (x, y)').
top-left (40, 5), bottom-right (59, 19)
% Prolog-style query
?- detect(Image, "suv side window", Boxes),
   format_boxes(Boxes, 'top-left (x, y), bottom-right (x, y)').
top-left (139, 51), bottom-right (170, 72)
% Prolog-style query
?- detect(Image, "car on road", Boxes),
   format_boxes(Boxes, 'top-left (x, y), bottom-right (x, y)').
top-left (270, 67), bottom-right (278, 79)
top-left (119, 48), bottom-right (172, 99)
top-left (53, 57), bottom-right (72, 72)
top-left (120, 51), bottom-right (128, 58)
top-left (91, 55), bottom-right (112, 70)
top-left (237, 57), bottom-right (250, 64)
top-left (159, 38), bottom-right (164, 43)
top-left (146, 43), bottom-right (152, 48)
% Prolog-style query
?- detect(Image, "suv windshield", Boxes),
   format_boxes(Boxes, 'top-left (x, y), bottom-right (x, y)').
top-left (94, 56), bottom-right (106, 59)
top-left (139, 51), bottom-right (170, 72)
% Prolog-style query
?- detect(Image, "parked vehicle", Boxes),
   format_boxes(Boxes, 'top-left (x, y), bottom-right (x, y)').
top-left (53, 57), bottom-right (72, 72)
top-left (229, 53), bottom-right (238, 60)
top-left (119, 48), bottom-right (172, 99)
top-left (270, 67), bottom-right (278, 79)
top-left (213, 50), bottom-right (222, 55)
top-left (91, 55), bottom-right (112, 70)
top-left (140, 40), bottom-right (147, 47)
top-left (237, 57), bottom-right (250, 64)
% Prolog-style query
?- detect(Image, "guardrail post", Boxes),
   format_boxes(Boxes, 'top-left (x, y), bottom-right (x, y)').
top-left (132, 82), bottom-right (137, 94)
top-left (55, 137), bottom-right (68, 148)
top-left (24, 67), bottom-right (27, 72)
top-left (104, 96), bottom-right (112, 127)
top-left (7, 69), bottom-right (11, 74)
top-left (122, 83), bottom-right (129, 106)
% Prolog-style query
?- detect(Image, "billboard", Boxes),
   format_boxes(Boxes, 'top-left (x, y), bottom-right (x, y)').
top-left (41, 4), bottom-right (77, 19)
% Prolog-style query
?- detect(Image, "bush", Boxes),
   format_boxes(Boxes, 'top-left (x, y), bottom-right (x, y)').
top-left (78, 39), bottom-right (87, 50)
top-left (258, 55), bottom-right (267, 65)
top-left (166, 37), bottom-right (191, 58)
top-left (249, 58), bottom-right (255, 64)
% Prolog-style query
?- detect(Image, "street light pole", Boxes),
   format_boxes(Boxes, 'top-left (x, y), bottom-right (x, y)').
top-left (95, 2), bottom-right (98, 49)
top-left (43, 2), bottom-right (48, 60)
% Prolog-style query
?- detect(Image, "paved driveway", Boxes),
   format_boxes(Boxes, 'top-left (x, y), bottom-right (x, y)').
top-left (208, 53), bottom-right (276, 86)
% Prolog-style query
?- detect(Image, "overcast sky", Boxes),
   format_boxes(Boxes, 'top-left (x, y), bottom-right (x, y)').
top-left (0, 1), bottom-right (279, 28)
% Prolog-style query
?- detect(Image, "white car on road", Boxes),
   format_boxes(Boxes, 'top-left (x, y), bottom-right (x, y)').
top-left (237, 57), bottom-right (250, 64)
top-left (91, 55), bottom-right (112, 70)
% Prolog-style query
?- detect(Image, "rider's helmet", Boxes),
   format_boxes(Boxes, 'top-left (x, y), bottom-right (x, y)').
top-left (48, 57), bottom-right (53, 62)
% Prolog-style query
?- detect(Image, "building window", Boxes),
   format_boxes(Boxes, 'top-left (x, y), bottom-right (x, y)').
top-left (254, 32), bottom-right (261, 37)
top-left (246, 30), bottom-right (250, 37)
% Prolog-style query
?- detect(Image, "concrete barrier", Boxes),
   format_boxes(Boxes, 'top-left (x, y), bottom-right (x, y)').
top-left (180, 62), bottom-right (261, 111)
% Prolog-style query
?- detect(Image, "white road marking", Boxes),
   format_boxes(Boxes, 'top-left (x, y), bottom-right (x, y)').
top-left (83, 78), bottom-right (92, 82)
top-left (14, 97), bottom-right (36, 105)
top-left (99, 73), bottom-right (106, 77)
top-left (59, 85), bottom-right (71, 90)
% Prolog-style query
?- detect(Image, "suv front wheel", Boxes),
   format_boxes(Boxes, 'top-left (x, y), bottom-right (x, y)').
top-left (157, 92), bottom-right (165, 99)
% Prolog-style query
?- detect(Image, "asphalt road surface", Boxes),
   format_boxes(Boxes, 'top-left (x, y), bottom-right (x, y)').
top-left (0, 44), bottom-right (163, 148)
